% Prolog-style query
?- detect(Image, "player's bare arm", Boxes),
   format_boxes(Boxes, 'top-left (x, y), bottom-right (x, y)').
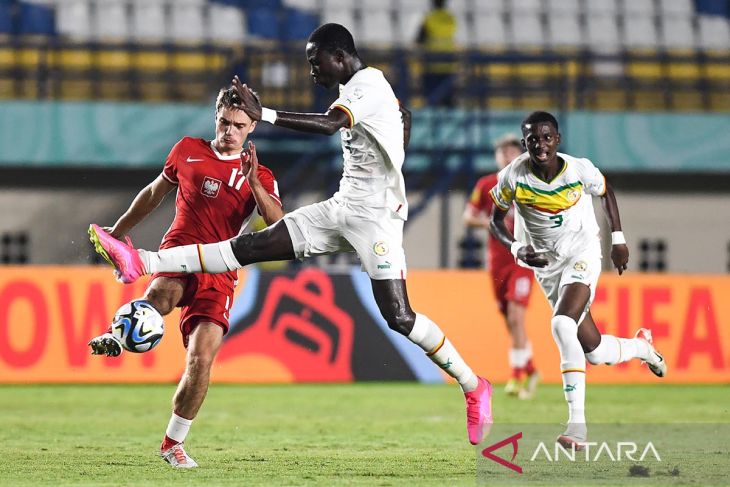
top-left (600, 180), bottom-right (629, 274)
top-left (463, 205), bottom-right (490, 229)
top-left (108, 174), bottom-right (176, 238)
top-left (241, 141), bottom-right (284, 226)
top-left (232, 76), bottom-right (349, 135)
top-left (490, 206), bottom-right (548, 268)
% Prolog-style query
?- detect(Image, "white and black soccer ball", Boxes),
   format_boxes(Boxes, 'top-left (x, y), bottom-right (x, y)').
top-left (111, 300), bottom-right (164, 353)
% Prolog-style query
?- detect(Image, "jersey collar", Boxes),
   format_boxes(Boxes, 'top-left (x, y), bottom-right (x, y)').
top-left (209, 141), bottom-right (242, 161)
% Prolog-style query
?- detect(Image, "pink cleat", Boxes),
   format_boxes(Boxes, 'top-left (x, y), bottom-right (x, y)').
top-left (88, 224), bottom-right (146, 284)
top-left (464, 376), bottom-right (493, 445)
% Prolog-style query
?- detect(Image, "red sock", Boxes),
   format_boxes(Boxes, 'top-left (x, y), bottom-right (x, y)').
top-left (161, 435), bottom-right (179, 452)
top-left (525, 358), bottom-right (536, 376)
top-left (511, 367), bottom-right (523, 380)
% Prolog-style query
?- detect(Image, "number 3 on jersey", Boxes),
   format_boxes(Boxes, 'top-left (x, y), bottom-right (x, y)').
top-left (549, 214), bottom-right (564, 228)
top-left (228, 168), bottom-right (245, 190)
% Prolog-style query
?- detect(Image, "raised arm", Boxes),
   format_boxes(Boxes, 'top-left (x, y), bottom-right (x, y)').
top-left (242, 141), bottom-right (284, 226)
top-left (109, 175), bottom-right (176, 238)
top-left (600, 180), bottom-right (629, 274)
top-left (232, 76), bottom-right (349, 136)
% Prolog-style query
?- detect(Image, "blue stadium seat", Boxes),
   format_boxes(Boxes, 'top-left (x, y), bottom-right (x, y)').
top-left (0, 1), bottom-right (14, 34)
top-left (282, 7), bottom-right (319, 41)
top-left (247, 6), bottom-right (280, 39)
top-left (19, 1), bottom-right (56, 36)
top-left (213, 0), bottom-right (282, 8)
top-left (694, 0), bottom-right (729, 17)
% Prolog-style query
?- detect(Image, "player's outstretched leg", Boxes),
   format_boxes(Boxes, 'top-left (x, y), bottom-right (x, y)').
top-left (88, 224), bottom-right (146, 283)
top-left (580, 313), bottom-right (667, 377)
top-left (371, 279), bottom-right (492, 445)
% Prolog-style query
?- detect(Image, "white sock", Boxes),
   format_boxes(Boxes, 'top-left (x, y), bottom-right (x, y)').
top-left (408, 313), bottom-right (478, 392)
top-left (143, 240), bottom-right (240, 274)
top-left (509, 343), bottom-right (532, 368)
top-left (585, 334), bottom-right (651, 365)
top-left (551, 315), bottom-right (586, 425)
top-left (165, 412), bottom-right (193, 444)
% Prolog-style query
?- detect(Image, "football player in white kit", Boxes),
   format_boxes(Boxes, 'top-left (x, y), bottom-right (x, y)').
top-left (88, 23), bottom-right (493, 446)
top-left (489, 111), bottom-right (667, 450)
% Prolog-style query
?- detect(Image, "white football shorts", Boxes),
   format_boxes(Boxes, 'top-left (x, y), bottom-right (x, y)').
top-left (283, 197), bottom-right (407, 280)
top-left (533, 241), bottom-right (602, 322)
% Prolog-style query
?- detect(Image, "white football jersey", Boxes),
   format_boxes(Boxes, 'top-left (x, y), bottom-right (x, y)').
top-left (330, 67), bottom-right (408, 219)
top-left (490, 152), bottom-right (606, 259)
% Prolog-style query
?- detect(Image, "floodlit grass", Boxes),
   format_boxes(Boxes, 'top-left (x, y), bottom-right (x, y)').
top-left (0, 383), bottom-right (727, 486)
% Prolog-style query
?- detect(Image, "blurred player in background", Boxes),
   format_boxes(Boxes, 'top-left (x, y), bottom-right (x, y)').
top-left (89, 23), bottom-right (494, 446)
top-left (88, 86), bottom-right (284, 468)
top-left (417, 0), bottom-right (457, 107)
top-left (464, 135), bottom-right (539, 399)
top-left (489, 111), bottom-right (666, 450)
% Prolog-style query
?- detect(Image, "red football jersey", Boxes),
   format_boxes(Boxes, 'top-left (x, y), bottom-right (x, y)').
top-left (160, 137), bottom-right (281, 278)
top-left (468, 173), bottom-right (520, 272)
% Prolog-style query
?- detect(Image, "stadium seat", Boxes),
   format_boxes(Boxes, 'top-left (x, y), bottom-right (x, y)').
top-left (247, 6), bottom-right (280, 40)
top-left (208, 2), bottom-right (246, 43)
top-left (695, 0), bottom-right (729, 17)
top-left (658, 0), bottom-right (694, 16)
top-left (282, 0), bottom-right (318, 11)
top-left (18, 1), bottom-right (56, 36)
top-left (453, 9), bottom-right (470, 47)
top-left (509, 12), bottom-right (544, 49)
top-left (94, 0), bottom-right (129, 41)
top-left (545, 0), bottom-right (580, 13)
top-left (585, 0), bottom-right (619, 16)
top-left (698, 16), bottom-right (730, 51)
top-left (659, 17), bottom-right (695, 50)
top-left (624, 16), bottom-right (658, 49)
top-left (131, 0), bottom-right (168, 43)
top-left (473, 0), bottom-right (505, 14)
top-left (585, 14), bottom-right (621, 52)
top-left (547, 13), bottom-right (583, 49)
top-left (473, 12), bottom-right (507, 49)
top-left (0, 2), bottom-right (12, 35)
top-left (56, 0), bottom-right (93, 41)
top-left (282, 7), bottom-right (319, 41)
top-left (396, 1), bottom-right (430, 46)
top-left (510, 0), bottom-right (542, 13)
top-left (623, 0), bottom-right (655, 15)
top-left (361, 9), bottom-right (395, 46)
top-left (170, 1), bottom-right (207, 43)
top-left (321, 2), bottom-right (358, 38)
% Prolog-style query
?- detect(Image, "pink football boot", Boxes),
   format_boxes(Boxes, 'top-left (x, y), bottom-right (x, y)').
top-left (88, 224), bottom-right (146, 283)
top-left (464, 376), bottom-right (493, 445)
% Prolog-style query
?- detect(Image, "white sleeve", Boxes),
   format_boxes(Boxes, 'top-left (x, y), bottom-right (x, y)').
top-left (576, 158), bottom-right (606, 196)
top-left (489, 165), bottom-right (515, 210)
top-left (330, 79), bottom-right (380, 127)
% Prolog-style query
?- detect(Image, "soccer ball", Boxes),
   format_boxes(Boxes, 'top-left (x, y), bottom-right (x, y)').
top-left (111, 300), bottom-right (164, 353)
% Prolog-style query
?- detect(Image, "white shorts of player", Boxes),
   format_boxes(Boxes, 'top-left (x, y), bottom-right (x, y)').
top-left (533, 241), bottom-right (602, 323)
top-left (283, 196), bottom-right (407, 280)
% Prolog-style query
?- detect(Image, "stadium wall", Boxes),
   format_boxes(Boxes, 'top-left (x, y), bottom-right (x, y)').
top-left (1, 266), bottom-right (728, 384)
top-left (1, 102), bottom-right (729, 171)
top-left (2, 188), bottom-right (729, 272)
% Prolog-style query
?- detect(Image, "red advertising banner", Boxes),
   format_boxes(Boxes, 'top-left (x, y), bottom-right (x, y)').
top-left (408, 271), bottom-right (730, 384)
top-left (1, 267), bottom-right (728, 383)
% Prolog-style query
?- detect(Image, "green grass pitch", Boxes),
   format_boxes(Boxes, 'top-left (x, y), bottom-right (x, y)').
top-left (0, 383), bottom-right (727, 486)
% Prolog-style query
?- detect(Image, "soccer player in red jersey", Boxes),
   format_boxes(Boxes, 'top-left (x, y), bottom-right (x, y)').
top-left (87, 86), bottom-right (284, 468)
top-left (464, 135), bottom-right (539, 399)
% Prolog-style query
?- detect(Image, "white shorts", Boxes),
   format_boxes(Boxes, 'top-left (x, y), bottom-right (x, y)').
top-left (534, 243), bottom-right (601, 322)
top-left (282, 197), bottom-right (407, 280)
